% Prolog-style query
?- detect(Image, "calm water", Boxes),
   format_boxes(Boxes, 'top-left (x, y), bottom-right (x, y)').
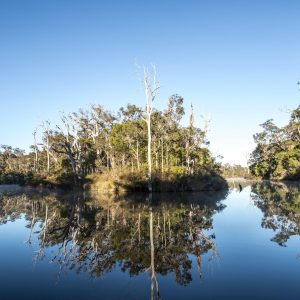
top-left (1, 182), bottom-right (300, 300)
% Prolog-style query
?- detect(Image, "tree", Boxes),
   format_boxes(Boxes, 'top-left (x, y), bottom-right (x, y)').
top-left (250, 106), bottom-right (300, 180)
top-left (40, 121), bottom-right (52, 175)
top-left (0, 75), bottom-right (221, 188)
top-left (32, 129), bottom-right (39, 172)
top-left (142, 66), bottom-right (160, 192)
top-left (184, 104), bottom-right (208, 174)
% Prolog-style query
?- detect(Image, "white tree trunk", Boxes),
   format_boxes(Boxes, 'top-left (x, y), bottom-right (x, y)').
top-left (46, 135), bottom-right (50, 175)
top-left (161, 138), bottom-right (164, 174)
top-left (33, 130), bottom-right (38, 173)
top-left (142, 65), bottom-right (159, 193)
top-left (137, 140), bottom-right (140, 170)
top-left (147, 117), bottom-right (152, 192)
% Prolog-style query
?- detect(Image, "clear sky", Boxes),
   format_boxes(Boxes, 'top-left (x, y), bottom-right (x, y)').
top-left (1, 0), bottom-right (300, 166)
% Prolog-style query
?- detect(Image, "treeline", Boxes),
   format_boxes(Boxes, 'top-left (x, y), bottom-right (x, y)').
top-left (249, 106), bottom-right (300, 180)
top-left (0, 95), bottom-right (221, 188)
top-left (221, 164), bottom-right (250, 178)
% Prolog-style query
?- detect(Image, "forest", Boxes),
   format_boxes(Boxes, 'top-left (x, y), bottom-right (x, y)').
top-left (0, 71), bottom-right (227, 192)
top-left (249, 105), bottom-right (300, 180)
top-left (1, 67), bottom-right (299, 189)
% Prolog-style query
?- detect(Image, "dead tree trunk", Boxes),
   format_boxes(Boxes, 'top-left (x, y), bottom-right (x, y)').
top-left (136, 140), bottom-right (140, 170)
top-left (143, 66), bottom-right (160, 193)
top-left (33, 129), bottom-right (38, 173)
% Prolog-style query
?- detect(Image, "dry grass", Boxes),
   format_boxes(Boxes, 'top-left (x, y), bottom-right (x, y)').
top-left (85, 169), bottom-right (228, 194)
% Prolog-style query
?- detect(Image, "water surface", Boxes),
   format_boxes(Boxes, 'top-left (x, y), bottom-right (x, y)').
top-left (1, 182), bottom-right (300, 299)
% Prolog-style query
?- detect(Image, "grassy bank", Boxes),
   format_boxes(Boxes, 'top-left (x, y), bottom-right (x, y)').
top-left (1, 169), bottom-right (229, 194)
top-left (0, 172), bottom-right (75, 189)
top-left (85, 170), bottom-right (228, 194)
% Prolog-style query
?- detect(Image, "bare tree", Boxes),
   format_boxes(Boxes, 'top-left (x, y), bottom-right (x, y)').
top-left (41, 121), bottom-right (51, 175)
top-left (185, 103), bottom-right (209, 174)
top-left (51, 114), bottom-right (83, 184)
top-left (33, 129), bottom-right (39, 172)
top-left (142, 66), bottom-right (160, 192)
top-left (90, 104), bottom-right (116, 170)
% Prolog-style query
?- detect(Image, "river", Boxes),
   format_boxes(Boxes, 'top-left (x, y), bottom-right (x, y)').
top-left (0, 181), bottom-right (300, 299)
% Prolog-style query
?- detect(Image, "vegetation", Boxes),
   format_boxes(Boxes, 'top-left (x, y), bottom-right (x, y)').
top-left (0, 70), bottom-right (226, 192)
top-left (221, 163), bottom-right (251, 179)
top-left (249, 106), bottom-right (300, 180)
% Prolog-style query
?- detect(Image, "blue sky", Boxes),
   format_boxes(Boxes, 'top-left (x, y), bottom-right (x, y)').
top-left (0, 0), bottom-right (300, 165)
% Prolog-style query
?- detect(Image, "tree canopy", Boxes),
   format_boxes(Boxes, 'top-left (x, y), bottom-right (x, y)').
top-left (249, 106), bottom-right (300, 180)
top-left (0, 95), bottom-right (221, 189)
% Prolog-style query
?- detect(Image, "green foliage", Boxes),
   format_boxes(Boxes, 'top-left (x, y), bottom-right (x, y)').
top-left (0, 95), bottom-right (224, 190)
top-left (221, 164), bottom-right (251, 178)
top-left (250, 106), bottom-right (300, 180)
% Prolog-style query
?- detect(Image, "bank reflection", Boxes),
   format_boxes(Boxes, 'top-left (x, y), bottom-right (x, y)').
top-left (0, 189), bottom-right (227, 298)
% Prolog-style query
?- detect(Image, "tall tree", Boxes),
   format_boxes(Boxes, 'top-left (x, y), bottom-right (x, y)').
top-left (142, 66), bottom-right (160, 192)
top-left (250, 106), bottom-right (300, 180)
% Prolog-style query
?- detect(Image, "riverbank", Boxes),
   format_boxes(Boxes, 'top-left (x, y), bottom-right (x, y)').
top-left (225, 177), bottom-right (258, 182)
top-left (225, 176), bottom-right (300, 184)
top-left (85, 170), bottom-right (228, 194)
top-left (225, 176), bottom-right (300, 191)
top-left (3, 172), bottom-right (300, 194)
top-left (0, 172), bottom-right (75, 190)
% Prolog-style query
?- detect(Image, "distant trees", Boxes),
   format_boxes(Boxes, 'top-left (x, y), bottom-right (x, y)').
top-left (0, 145), bottom-right (30, 183)
top-left (221, 164), bottom-right (249, 178)
top-left (249, 106), bottom-right (300, 180)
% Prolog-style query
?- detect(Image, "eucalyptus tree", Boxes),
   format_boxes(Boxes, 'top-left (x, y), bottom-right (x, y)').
top-left (163, 94), bottom-right (185, 170)
top-left (50, 113), bottom-right (86, 184)
top-left (286, 106), bottom-right (300, 142)
top-left (32, 128), bottom-right (39, 172)
top-left (0, 145), bottom-right (29, 175)
top-left (119, 104), bottom-right (145, 170)
top-left (184, 104), bottom-right (208, 174)
top-left (151, 110), bottom-right (167, 171)
top-left (40, 121), bottom-right (52, 175)
top-left (0, 145), bottom-right (13, 172)
top-left (142, 66), bottom-right (160, 192)
top-left (250, 106), bottom-right (300, 180)
top-left (90, 104), bottom-right (116, 169)
top-left (119, 104), bottom-right (143, 122)
top-left (0, 74), bottom-right (223, 186)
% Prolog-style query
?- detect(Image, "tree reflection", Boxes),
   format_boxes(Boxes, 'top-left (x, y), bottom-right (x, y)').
top-left (251, 182), bottom-right (300, 246)
top-left (0, 188), bottom-right (227, 295)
